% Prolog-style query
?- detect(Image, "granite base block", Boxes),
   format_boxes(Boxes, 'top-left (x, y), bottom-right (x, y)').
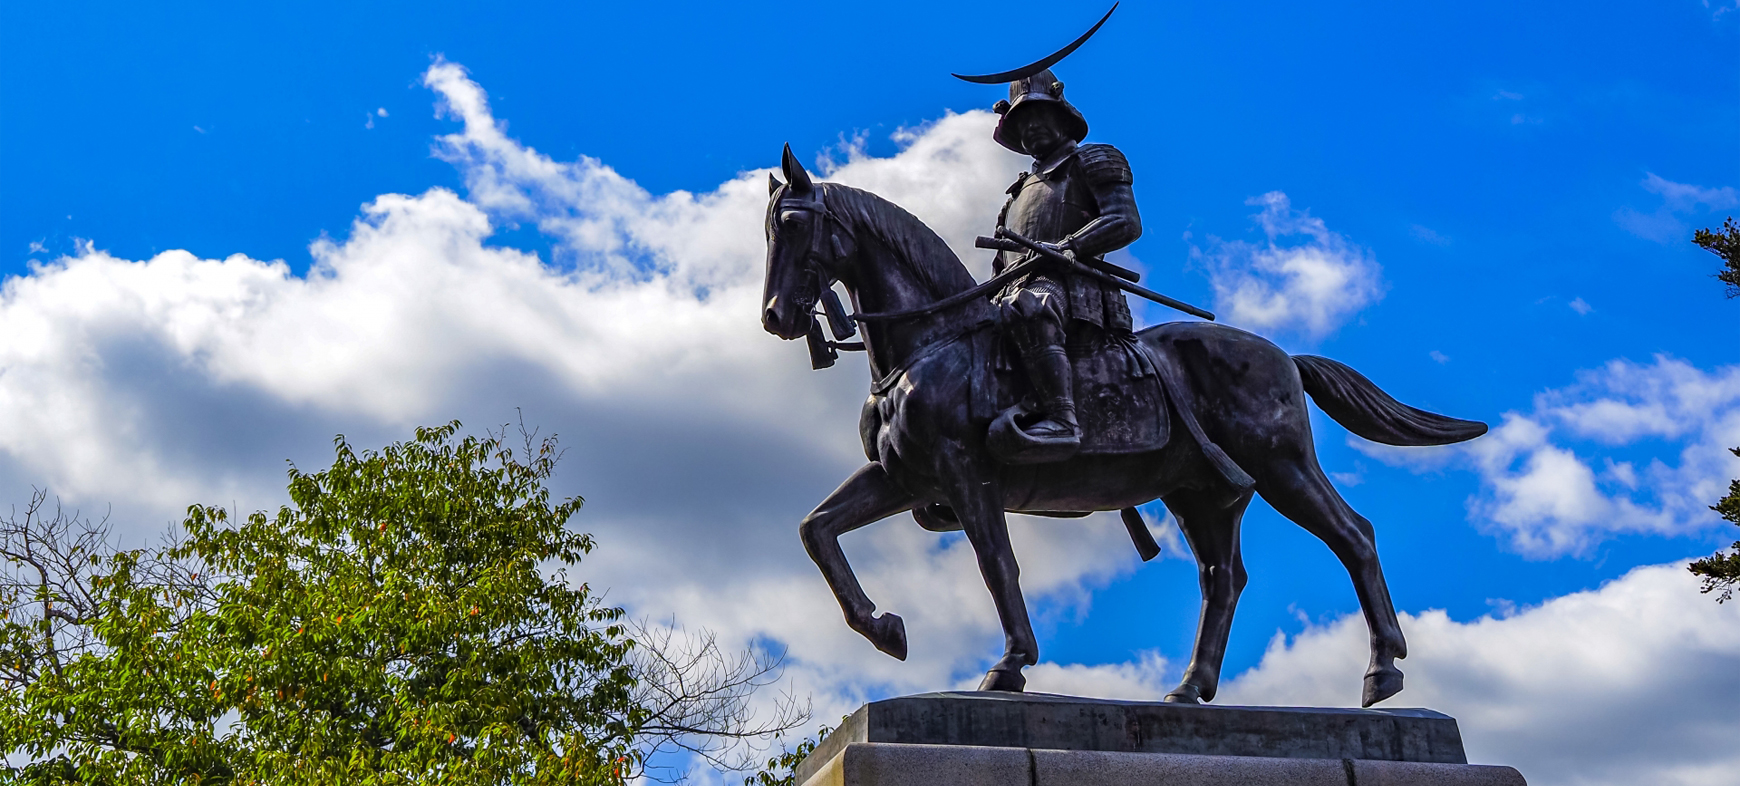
top-left (793, 693), bottom-right (1527, 786)
top-left (798, 743), bottom-right (1529, 786)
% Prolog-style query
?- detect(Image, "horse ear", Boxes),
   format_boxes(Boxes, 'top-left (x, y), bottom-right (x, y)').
top-left (768, 173), bottom-right (784, 196)
top-left (781, 143), bottom-right (813, 194)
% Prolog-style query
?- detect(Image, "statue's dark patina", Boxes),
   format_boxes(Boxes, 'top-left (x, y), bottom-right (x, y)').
top-left (760, 6), bottom-right (1487, 708)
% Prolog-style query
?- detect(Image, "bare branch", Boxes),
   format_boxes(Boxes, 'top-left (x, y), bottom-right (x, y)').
top-left (624, 619), bottom-right (810, 781)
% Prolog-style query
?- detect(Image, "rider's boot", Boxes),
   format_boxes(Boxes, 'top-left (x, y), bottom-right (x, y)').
top-left (1018, 320), bottom-right (1081, 448)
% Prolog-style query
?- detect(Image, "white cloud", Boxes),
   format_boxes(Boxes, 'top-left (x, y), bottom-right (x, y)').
top-left (0, 60), bottom-right (1148, 746)
top-left (1643, 173), bottom-right (1739, 213)
top-left (1568, 297), bottom-right (1592, 315)
top-left (8, 59), bottom-right (1731, 786)
top-left (1215, 562), bottom-right (1740, 786)
top-left (1355, 355), bottom-right (1740, 557)
top-left (1409, 224), bottom-right (1450, 246)
top-left (1615, 173), bottom-right (1737, 243)
top-left (1017, 651), bottom-right (1173, 700)
top-left (1196, 192), bottom-right (1385, 340)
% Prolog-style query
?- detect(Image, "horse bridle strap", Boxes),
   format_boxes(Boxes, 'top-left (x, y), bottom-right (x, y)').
top-left (780, 189), bottom-right (865, 365)
top-left (782, 185), bottom-right (1043, 328)
top-left (779, 189), bottom-right (851, 274)
top-left (852, 253), bottom-right (1046, 323)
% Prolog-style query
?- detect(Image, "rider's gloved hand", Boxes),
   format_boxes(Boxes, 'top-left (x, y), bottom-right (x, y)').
top-left (1037, 239), bottom-right (1076, 261)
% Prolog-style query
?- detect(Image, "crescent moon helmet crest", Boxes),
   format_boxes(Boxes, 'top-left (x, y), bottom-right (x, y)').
top-left (950, 3), bottom-right (1118, 84)
top-left (952, 4), bottom-right (1116, 153)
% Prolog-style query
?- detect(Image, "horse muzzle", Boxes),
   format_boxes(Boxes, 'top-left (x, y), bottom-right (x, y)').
top-left (762, 295), bottom-right (808, 340)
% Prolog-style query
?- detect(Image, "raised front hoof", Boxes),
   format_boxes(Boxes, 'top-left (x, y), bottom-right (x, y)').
top-left (867, 613), bottom-right (908, 661)
top-left (977, 668), bottom-right (1026, 692)
top-left (1163, 684), bottom-right (1204, 704)
top-left (987, 408), bottom-right (1081, 465)
top-left (1362, 667), bottom-right (1404, 707)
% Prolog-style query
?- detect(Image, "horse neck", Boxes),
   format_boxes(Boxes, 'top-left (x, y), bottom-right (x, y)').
top-left (833, 206), bottom-right (984, 380)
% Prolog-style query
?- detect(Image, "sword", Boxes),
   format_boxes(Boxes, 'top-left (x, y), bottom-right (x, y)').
top-left (976, 229), bottom-right (1217, 321)
top-left (976, 234), bottom-right (1142, 282)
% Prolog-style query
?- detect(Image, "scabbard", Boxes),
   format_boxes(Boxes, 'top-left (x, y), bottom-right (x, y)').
top-left (1068, 259), bottom-right (1216, 321)
top-left (989, 228), bottom-right (1216, 321)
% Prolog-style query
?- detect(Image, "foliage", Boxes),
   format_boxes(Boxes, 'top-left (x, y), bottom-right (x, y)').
top-left (0, 423), bottom-right (802, 784)
top-left (1687, 221), bottom-right (1740, 602)
top-left (1693, 216), bottom-right (1740, 297)
top-left (1688, 448), bottom-right (1740, 603)
top-left (743, 725), bottom-right (829, 786)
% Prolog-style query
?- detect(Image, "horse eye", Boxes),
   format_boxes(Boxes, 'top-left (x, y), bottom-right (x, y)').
top-left (780, 210), bottom-right (806, 225)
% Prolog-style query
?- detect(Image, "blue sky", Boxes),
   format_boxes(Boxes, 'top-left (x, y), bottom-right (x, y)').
top-left (4, 2), bottom-right (1739, 783)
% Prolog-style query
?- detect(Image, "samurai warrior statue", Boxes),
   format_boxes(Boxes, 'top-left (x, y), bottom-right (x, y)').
top-left (983, 70), bottom-right (1142, 456)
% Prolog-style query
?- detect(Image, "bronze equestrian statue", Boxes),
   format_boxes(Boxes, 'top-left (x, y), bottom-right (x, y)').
top-left (759, 6), bottom-right (1486, 708)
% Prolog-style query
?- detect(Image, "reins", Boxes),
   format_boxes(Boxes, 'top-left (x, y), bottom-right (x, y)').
top-left (850, 256), bottom-right (1039, 323)
top-left (776, 183), bottom-right (1035, 374)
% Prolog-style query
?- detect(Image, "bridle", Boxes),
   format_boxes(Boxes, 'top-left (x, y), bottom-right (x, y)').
top-left (773, 186), bottom-right (850, 316)
top-left (769, 183), bottom-right (1033, 373)
top-left (773, 185), bottom-right (864, 367)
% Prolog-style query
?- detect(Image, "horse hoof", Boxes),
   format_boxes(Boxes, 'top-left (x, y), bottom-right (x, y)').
top-left (978, 668), bottom-right (1026, 692)
top-left (1362, 667), bottom-right (1404, 707)
top-left (1163, 684), bottom-right (1203, 704)
top-left (870, 613), bottom-right (908, 661)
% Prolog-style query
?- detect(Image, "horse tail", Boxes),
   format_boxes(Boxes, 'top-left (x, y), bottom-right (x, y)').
top-left (1293, 355), bottom-right (1487, 446)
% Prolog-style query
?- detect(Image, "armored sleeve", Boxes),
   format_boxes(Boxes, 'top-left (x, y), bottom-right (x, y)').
top-left (1076, 144), bottom-right (1133, 187)
top-left (1062, 145), bottom-right (1142, 258)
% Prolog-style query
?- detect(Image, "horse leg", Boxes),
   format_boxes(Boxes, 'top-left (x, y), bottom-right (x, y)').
top-left (1161, 488), bottom-right (1253, 704)
top-left (942, 457), bottom-right (1037, 692)
top-left (799, 462), bottom-right (917, 660)
top-left (1257, 456), bottom-right (1408, 707)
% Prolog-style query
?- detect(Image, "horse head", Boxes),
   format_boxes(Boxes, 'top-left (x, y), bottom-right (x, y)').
top-left (762, 145), bottom-right (856, 341)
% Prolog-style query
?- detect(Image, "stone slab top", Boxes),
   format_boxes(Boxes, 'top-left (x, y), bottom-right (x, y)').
top-left (794, 692), bottom-right (1468, 786)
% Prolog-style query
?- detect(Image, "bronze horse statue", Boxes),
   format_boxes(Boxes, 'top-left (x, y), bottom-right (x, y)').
top-left (760, 148), bottom-right (1486, 707)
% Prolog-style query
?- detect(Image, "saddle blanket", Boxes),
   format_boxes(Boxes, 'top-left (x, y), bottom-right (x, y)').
top-left (992, 333), bottom-right (1170, 455)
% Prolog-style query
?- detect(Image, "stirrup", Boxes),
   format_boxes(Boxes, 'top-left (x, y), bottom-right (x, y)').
top-left (987, 405), bottom-right (1082, 465)
top-left (1024, 415), bottom-right (1079, 440)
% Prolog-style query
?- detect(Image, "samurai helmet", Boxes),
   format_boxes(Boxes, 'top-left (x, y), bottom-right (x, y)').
top-left (954, 3), bottom-right (1116, 154)
top-left (992, 69), bottom-right (1088, 154)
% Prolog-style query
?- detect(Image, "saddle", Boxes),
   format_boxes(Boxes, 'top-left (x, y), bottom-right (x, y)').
top-left (911, 324), bottom-right (1254, 560)
top-left (985, 330), bottom-right (1170, 463)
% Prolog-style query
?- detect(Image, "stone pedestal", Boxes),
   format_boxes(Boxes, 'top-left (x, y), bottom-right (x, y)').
top-left (793, 692), bottom-right (1526, 786)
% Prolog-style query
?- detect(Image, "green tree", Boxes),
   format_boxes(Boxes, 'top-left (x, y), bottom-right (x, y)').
top-left (1689, 220), bottom-right (1740, 601)
top-left (1, 423), bottom-right (800, 784)
top-left (1689, 456), bottom-right (1740, 603)
top-left (743, 725), bottom-right (829, 786)
top-left (1693, 216), bottom-right (1740, 297)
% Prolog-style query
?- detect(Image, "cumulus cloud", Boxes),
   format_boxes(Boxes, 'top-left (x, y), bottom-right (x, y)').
top-left (1356, 355), bottom-right (1740, 556)
top-left (7, 58), bottom-right (1730, 786)
top-left (1216, 562), bottom-right (1740, 786)
top-left (0, 60), bottom-right (1148, 749)
top-left (1195, 192), bottom-right (1384, 340)
top-left (1017, 651), bottom-right (1173, 700)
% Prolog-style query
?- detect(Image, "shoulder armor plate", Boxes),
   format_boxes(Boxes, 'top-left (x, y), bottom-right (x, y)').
top-left (1076, 144), bottom-right (1133, 186)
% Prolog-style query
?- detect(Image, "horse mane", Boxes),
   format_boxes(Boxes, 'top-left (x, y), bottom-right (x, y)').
top-left (820, 183), bottom-right (976, 298)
